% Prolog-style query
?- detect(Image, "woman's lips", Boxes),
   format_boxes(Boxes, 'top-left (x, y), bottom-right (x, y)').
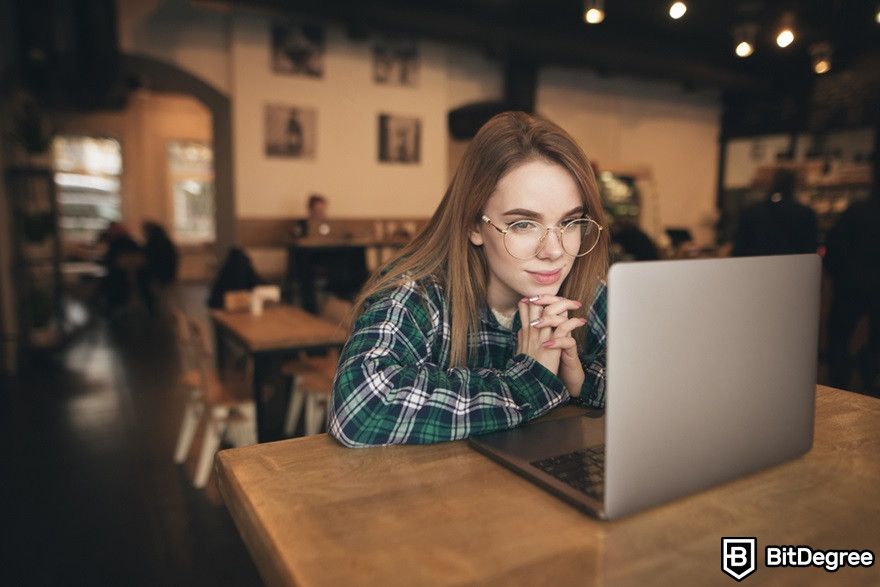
top-left (527, 268), bottom-right (562, 285)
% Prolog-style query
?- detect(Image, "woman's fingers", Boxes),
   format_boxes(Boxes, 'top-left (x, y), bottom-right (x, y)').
top-left (522, 294), bottom-right (582, 318)
top-left (553, 317), bottom-right (589, 339)
top-left (542, 336), bottom-right (578, 350)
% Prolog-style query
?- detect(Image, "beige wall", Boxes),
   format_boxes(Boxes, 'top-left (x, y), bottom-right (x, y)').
top-left (116, 2), bottom-right (723, 246)
top-left (232, 15), bottom-right (457, 219)
top-left (538, 68), bottom-right (722, 247)
top-left (117, 0), bottom-right (231, 94)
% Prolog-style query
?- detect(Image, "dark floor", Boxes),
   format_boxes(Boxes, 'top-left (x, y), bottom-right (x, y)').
top-left (1, 286), bottom-right (264, 586)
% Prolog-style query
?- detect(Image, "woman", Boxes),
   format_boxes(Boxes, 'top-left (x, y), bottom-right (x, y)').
top-left (329, 112), bottom-right (609, 447)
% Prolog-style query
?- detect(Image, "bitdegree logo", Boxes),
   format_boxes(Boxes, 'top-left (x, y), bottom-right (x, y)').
top-left (766, 546), bottom-right (875, 572)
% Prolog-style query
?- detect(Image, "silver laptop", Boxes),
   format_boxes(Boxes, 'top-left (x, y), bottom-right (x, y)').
top-left (469, 254), bottom-right (821, 520)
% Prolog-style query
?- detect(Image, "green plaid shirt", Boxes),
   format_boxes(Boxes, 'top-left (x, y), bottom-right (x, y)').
top-left (329, 277), bottom-right (607, 447)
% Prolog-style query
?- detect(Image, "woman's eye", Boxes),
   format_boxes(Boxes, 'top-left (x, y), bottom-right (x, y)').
top-left (509, 221), bottom-right (538, 232)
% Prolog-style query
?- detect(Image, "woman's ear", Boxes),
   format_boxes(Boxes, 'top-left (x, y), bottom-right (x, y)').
top-left (469, 224), bottom-right (484, 247)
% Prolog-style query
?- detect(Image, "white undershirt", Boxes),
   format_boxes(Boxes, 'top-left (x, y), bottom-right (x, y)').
top-left (490, 307), bottom-right (516, 330)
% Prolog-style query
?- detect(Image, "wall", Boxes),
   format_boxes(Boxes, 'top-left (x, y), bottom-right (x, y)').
top-left (231, 15), bottom-right (459, 219)
top-left (0, 106), bottom-right (16, 372)
top-left (538, 68), bottom-right (721, 246)
top-left (55, 90), bottom-right (214, 281)
top-left (117, 0), bottom-right (231, 94)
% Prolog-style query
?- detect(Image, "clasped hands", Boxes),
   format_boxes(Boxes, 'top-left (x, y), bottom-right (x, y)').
top-left (517, 294), bottom-right (587, 397)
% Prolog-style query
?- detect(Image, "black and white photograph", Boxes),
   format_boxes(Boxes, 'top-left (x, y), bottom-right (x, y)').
top-left (373, 40), bottom-right (419, 86)
top-left (265, 105), bottom-right (316, 158)
top-left (378, 114), bottom-right (421, 164)
top-left (271, 23), bottom-right (324, 78)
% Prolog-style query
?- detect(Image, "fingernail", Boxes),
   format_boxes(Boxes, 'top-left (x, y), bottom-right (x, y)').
top-left (542, 340), bottom-right (554, 347)
top-left (574, 301), bottom-right (583, 308)
top-left (530, 319), bottom-right (541, 327)
top-left (529, 295), bottom-right (541, 302)
top-left (579, 318), bottom-right (588, 324)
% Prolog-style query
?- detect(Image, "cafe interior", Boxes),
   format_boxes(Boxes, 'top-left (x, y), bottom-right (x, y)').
top-left (1, 0), bottom-right (879, 585)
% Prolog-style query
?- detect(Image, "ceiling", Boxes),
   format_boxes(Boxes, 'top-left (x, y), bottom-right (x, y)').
top-left (221, 0), bottom-right (880, 93)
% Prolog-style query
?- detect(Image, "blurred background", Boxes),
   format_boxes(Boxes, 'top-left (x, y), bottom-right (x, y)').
top-left (0, 0), bottom-right (878, 584)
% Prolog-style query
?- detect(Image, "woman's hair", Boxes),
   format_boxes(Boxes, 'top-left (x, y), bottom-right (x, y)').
top-left (353, 111), bottom-right (609, 366)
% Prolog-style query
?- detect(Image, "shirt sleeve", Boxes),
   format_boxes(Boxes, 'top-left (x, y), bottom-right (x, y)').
top-left (328, 290), bottom-right (569, 447)
top-left (571, 281), bottom-right (607, 409)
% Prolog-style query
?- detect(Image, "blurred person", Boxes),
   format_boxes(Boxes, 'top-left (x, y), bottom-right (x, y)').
top-left (101, 222), bottom-right (152, 312)
top-left (142, 221), bottom-right (179, 287)
top-left (732, 169), bottom-right (818, 257)
top-left (329, 112), bottom-right (609, 447)
top-left (208, 247), bottom-right (263, 309)
top-left (824, 183), bottom-right (880, 394)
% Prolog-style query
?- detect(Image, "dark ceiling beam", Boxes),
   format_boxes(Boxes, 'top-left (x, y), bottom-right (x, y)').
top-left (208, 0), bottom-right (768, 92)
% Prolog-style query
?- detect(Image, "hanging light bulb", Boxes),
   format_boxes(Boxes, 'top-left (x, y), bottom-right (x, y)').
top-left (776, 12), bottom-right (796, 48)
top-left (875, 3), bottom-right (880, 23)
top-left (811, 42), bottom-right (833, 74)
top-left (733, 23), bottom-right (757, 58)
top-left (584, 0), bottom-right (605, 24)
top-left (669, 2), bottom-right (687, 19)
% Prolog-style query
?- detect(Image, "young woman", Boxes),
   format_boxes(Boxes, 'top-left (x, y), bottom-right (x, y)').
top-left (329, 112), bottom-right (609, 447)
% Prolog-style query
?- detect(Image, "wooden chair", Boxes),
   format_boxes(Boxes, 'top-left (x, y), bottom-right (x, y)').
top-left (282, 297), bottom-right (353, 436)
top-left (171, 307), bottom-right (256, 488)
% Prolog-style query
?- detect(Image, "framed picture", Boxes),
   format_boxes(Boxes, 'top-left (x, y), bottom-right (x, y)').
top-left (378, 114), bottom-right (421, 164)
top-left (373, 40), bottom-right (419, 86)
top-left (265, 105), bottom-right (317, 158)
top-left (271, 23), bottom-right (324, 78)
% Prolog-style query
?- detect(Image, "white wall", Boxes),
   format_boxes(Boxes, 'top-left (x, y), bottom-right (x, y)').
top-left (117, 0), bottom-right (231, 94)
top-left (232, 15), bottom-right (460, 219)
top-left (538, 68), bottom-right (721, 246)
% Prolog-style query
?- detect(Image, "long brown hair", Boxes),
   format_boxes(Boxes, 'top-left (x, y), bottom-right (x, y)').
top-left (353, 111), bottom-right (609, 366)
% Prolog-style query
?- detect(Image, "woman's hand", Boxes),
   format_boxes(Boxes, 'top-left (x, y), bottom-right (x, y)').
top-left (521, 295), bottom-right (588, 397)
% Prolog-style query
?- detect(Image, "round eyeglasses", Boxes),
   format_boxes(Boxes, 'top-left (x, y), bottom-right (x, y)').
top-left (481, 215), bottom-right (603, 260)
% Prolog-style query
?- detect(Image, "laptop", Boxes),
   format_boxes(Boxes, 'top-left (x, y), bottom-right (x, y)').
top-left (469, 254), bottom-right (821, 520)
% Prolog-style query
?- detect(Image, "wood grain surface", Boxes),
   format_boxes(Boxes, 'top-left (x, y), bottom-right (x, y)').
top-left (211, 306), bottom-right (348, 352)
top-left (216, 386), bottom-right (880, 586)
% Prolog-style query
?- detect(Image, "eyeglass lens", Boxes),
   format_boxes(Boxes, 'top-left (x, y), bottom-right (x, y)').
top-left (504, 219), bottom-right (599, 259)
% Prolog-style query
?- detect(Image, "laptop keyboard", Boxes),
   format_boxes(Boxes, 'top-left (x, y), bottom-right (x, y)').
top-left (530, 445), bottom-right (605, 501)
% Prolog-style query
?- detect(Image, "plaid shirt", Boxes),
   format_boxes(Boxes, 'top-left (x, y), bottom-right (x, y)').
top-left (329, 277), bottom-right (607, 447)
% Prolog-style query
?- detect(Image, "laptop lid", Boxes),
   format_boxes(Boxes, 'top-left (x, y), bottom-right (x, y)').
top-left (604, 254), bottom-right (820, 519)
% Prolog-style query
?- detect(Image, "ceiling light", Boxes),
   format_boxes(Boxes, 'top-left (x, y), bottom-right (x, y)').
top-left (811, 42), bottom-right (832, 74)
top-left (733, 23), bottom-right (757, 58)
top-left (584, 0), bottom-right (605, 24)
top-left (735, 41), bottom-right (754, 57)
top-left (669, 2), bottom-right (687, 20)
top-left (776, 13), bottom-right (796, 48)
top-left (875, 3), bottom-right (880, 23)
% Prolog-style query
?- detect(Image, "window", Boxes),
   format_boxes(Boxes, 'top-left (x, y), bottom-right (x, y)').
top-left (52, 136), bottom-right (122, 244)
top-left (167, 140), bottom-right (215, 244)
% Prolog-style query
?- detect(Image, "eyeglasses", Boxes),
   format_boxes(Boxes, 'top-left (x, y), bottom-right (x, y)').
top-left (481, 215), bottom-right (603, 260)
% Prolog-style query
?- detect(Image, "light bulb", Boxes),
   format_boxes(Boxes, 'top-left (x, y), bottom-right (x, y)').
top-left (735, 41), bottom-right (754, 57)
top-left (585, 8), bottom-right (605, 24)
top-left (669, 2), bottom-right (687, 19)
top-left (776, 29), bottom-right (794, 48)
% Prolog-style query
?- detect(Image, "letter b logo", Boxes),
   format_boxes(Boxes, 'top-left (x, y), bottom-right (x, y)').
top-left (722, 537), bottom-right (757, 581)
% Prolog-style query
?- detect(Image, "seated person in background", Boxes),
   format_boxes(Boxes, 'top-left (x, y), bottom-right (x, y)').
top-left (208, 247), bottom-right (263, 309)
top-left (732, 169), bottom-right (818, 257)
top-left (329, 112), bottom-right (608, 447)
top-left (142, 221), bottom-right (179, 288)
top-left (292, 193), bottom-right (328, 238)
top-left (101, 221), bottom-right (151, 312)
top-left (611, 219), bottom-right (660, 262)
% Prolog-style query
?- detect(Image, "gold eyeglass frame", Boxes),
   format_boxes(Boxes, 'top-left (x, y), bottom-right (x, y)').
top-left (480, 214), bottom-right (604, 259)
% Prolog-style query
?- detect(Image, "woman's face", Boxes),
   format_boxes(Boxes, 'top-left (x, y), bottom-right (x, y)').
top-left (470, 158), bottom-right (584, 314)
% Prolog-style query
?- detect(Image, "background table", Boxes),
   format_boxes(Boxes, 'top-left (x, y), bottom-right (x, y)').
top-left (211, 305), bottom-right (348, 441)
top-left (216, 385), bottom-right (880, 586)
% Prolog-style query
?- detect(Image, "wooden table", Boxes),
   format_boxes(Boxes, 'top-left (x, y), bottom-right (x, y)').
top-left (211, 305), bottom-right (348, 442)
top-left (216, 386), bottom-right (880, 586)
